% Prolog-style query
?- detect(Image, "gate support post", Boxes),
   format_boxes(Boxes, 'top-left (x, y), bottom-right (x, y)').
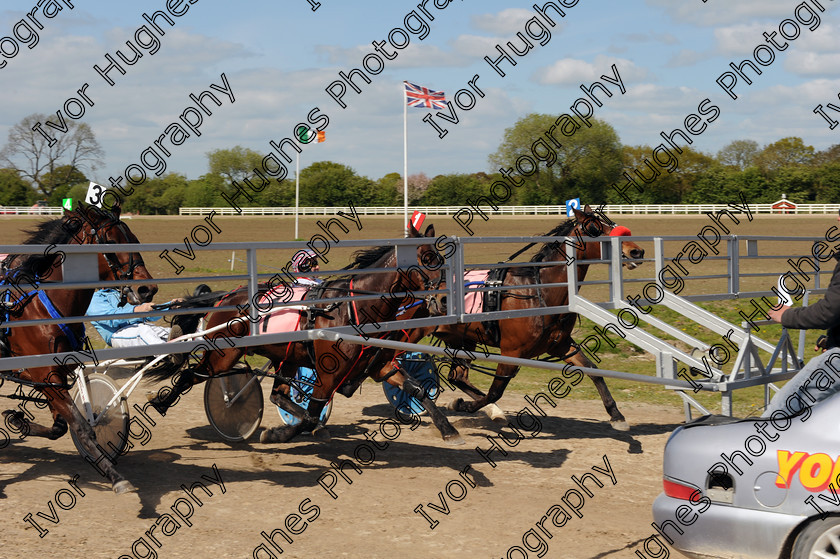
top-left (247, 248), bottom-right (259, 336)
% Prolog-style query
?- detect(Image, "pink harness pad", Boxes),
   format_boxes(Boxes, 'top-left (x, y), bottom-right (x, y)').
top-left (463, 270), bottom-right (489, 314)
top-left (257, 285), bottom-right (310, 334)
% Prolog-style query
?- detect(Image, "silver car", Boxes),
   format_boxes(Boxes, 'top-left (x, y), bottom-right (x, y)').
top-left (652, 391), bottom-right (840, 559)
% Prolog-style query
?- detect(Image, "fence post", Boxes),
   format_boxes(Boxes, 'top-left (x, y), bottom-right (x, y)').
top-left (451, 237), bottom-right (464, 321)
top-left (609, 236), bottom-right (624, 306)
top-left (728, 236), bottom-right (739, 296)
top-left (653, 237), bottom-right (665, 289)
top-left (247, 248), bottom-right (259, 335)
top-left (566, 239), bottom-right (578, 302)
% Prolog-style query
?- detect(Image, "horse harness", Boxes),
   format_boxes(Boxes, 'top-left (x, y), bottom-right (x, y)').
top-left (0, 216), bottom-right (142, 388)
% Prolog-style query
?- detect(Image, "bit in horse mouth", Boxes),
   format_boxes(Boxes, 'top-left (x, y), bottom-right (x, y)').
top-left (622, 255), bottom-right (640, 270)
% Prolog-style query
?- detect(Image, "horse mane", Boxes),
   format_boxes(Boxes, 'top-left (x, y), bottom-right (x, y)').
top-left (508, 214), bottom-right (600, 277)
top-left (529, 219), bottom-right (579, 263)
top-left (6, 207), bottom-right (124, 278)
top-left (345, 245), bottom-right (393, 270)
top-left (9, 216), bottom-right (81, 277)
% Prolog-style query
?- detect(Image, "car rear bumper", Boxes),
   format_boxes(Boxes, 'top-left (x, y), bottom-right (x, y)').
top-left (652, 493), bottom-right (805, 559)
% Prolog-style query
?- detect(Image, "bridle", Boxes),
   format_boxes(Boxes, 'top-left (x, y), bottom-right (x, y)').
top-left (411, 245), bottom-right (447, 316)
top-left (77, 217), bottom-right (146, 305)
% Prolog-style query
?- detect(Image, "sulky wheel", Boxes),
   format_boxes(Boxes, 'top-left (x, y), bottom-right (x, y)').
top-left (71, 373), bottom-right (130, 462)
top-left (203, 365), bottom-right (264, 442)
top-left (382, 352), bottom-right (440, 415)
top-left (276, 366), bottom-right (333, 426)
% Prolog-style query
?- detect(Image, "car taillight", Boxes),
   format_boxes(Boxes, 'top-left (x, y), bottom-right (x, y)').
top-left (664, 478), bottom-right (700, 500)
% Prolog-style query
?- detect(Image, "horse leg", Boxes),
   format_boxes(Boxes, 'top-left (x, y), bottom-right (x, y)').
top-left (2, 409), bottom-right (67, 439)
top-left (451, 362), bottom-right (518, 416)
top-left (260, 362), bottom-right (313, 444)
top-left (147, 367), bottom-right (197, 415)
top-left (148, 349), bottom-right (239, 414)
top-left (564, 349), bottom-right (629, 432)
top-left (444, 360), bottom-right (506, 422)
top-left (376, 362), bottom-right (463, 445)
top-left (48, 387), bottom-right (134, 494)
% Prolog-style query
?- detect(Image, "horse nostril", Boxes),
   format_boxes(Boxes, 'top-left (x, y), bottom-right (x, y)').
top-left (138, 285), bottom-right (157, 303)
top-left (631, 249), bottom-right (644, 259)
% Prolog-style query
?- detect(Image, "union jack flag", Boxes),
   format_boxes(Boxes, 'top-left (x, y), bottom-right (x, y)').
top-left (404, 81), bottom-right (447, 110)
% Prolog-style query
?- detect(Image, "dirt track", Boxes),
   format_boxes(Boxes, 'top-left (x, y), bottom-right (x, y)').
top-left (0, 375), bottom-right (685, 559)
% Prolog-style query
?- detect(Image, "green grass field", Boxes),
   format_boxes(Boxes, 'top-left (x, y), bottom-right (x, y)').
top-left (1, 212), bottom-right (834, 417)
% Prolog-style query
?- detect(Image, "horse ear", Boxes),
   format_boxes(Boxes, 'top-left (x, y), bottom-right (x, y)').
top-left (109, 200), bottom-right (122, 219)
top-left (583, 203), bottom-right (592, 213)
top-left (70, 200), bottom-right (87, 214)
top-left (572, 206), bottom-right (586, 220)
top-left (408, 222), bottom-right (420, 237)
top-left (423, 223), bottom-right (435, 238)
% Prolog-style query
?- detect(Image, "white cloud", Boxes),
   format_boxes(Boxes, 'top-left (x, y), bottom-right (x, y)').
top-left (785, 51), bottom-right (840, 76)
top-left (471, 9), bottom-right (535, 34)
top-left (795, 24), bottom-right (840, 52)
top-left (618, 83), bottom-right (702, 112)
top-left (620, 32), bottom-right (679, 45)
top-left (449, 34), bottom-right (503, 58)
top-left (646, 0), bottom-right (804, 26)
top-left (665, 49), bottom-right (712, 68)
top-left (315, 43), bottom-right (468, 69)
top-left (714, 23), bottom-right (767, 55)
top-left (534, 55), bottom-right (648, 86)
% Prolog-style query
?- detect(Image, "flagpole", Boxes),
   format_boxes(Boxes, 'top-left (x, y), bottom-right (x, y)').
top-left (295, 150), bottom-right (300, 240)
top-left (403, 81), bottom-right (409, 236)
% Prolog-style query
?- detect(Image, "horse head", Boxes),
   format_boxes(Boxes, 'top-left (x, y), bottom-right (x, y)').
top-left (406, 222), bottom-right (447, 317)
top-left (65, 201), bottom-right (158, 303)
top-left (571, 204), bottom-right (644, 269)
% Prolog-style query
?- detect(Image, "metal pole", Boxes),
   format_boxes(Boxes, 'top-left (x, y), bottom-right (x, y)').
top-left (247, 248), bottom-right (259, 336)
top-left (609, 236), bottom-right (623, 305)
top-left (403, 83), bottom-right (409, 236)
top-left (728, 236), bottom-right (739, 296)
top-left (295, 151), bottom-right (300, 240)
top-left (310, 329), bottom-right (699, 389)
top-left (452, 237), bottom-right (464, 320)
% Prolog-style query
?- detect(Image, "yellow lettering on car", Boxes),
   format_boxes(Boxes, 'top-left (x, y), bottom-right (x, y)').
top-left (776, 450), bottom-right (808, 488)
top-left (776, 451), bottom-right (840, 491)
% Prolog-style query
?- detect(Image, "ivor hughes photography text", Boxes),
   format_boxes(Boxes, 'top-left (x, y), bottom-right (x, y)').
top-left (3, 1), bottom-right (840, 559)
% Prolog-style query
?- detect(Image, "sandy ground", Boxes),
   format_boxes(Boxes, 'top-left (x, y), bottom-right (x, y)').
top-left (0, 373), bottom-right (686, 559)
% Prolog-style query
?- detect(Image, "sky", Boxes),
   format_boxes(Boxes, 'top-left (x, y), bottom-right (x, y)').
top-left (2, 0), bottom-right (840, 186)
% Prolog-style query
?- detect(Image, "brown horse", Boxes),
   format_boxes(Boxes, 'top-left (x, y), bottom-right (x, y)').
top-left (417, 205), bottom-right (644, 430)
top-left (148, 223), bottom-right (462, 444)
top-left (0, 202), bottom-right (157, 493)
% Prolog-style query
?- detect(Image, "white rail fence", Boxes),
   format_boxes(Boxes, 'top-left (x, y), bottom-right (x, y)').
top-left (3, 204), bottom-right (835, 217)
top-left (178, 204), bottom-right (840, 216)
top-left (0, 206), bottom-right (63, 216)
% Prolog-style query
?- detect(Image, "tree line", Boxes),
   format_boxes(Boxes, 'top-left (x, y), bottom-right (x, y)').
top-left (1, 113), bottom-right (839, 213)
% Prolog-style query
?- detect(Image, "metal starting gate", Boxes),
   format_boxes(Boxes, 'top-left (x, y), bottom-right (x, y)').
top-left (0, 233), bottom-right (827, 420)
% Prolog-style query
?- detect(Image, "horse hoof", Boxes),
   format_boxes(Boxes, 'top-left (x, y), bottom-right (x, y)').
top-left (145, 393), bottom-right (167, 416)
top-left (260, 426), bottom-right (296, 444)
top-left (484, 404), bottom-right (506, 423)
top-left (444, 433), bottom-right (465, 446)
top-left (447, 398), bottom-right (464, 412)
top-left (311, 426), bottom-right (331, 441)
top-left (2, 410), bottom-right (26, 428)
top-left (113, 480), bottom-right (137, 495)
top-left (611, 420), bottom-right (630, 432)
top-left (259, 428), bottom-right (278, 444)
